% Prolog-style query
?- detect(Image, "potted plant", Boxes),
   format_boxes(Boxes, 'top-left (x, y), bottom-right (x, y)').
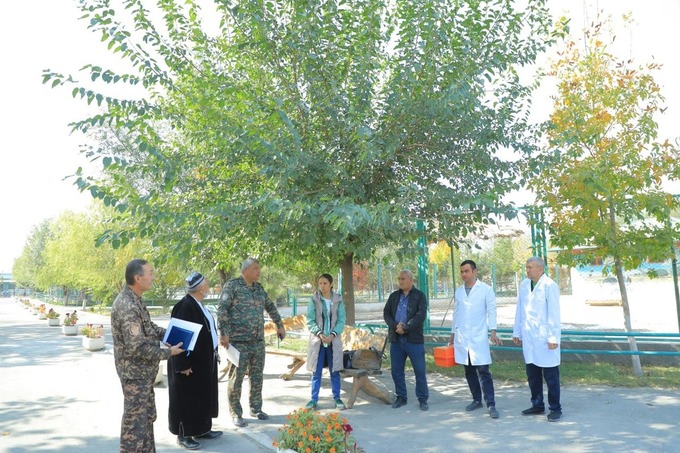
top-left (37, 304), bottom-right (47, 320)
top-left (273, 408), bottom-right (363, 453)
top-left (62, 311), bottom-right (79, 335)
top-left (81, 323), bottom-right (105, 351)
top-left (46, 308), bottom-right (60, 326)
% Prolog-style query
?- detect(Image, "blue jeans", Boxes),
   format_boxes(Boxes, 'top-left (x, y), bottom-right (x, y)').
top-left (464, 357), bottom-right (496, 407)
top-left (310, 344), bottom-right (341, 401)
top-left (526, 363), bottom-right (561, 412)
top-left (390, 336), bottom-right (429, 402)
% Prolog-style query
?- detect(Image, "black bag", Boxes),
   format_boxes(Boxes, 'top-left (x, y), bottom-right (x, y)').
top-left (343, 347), bottom-right (382, 370)
top-left (343, 350), bottom-right (355, 369)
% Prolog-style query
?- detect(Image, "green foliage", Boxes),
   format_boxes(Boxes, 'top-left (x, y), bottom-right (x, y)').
top-left (13, 220), bottom-right (54, 290)
top-left (534, 19), bottom-right (680, 273)
top-left (45, 0), bottom-right (553, 266)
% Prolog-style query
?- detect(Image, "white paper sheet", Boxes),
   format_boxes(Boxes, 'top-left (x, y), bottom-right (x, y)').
top-left (224, 344), bottom-right (240, 367)
top-left (162, 317), bottom-right (203, 352)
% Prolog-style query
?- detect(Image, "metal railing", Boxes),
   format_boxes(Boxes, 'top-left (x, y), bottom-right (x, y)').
top-left (355, 324), bottom-right (680, 357)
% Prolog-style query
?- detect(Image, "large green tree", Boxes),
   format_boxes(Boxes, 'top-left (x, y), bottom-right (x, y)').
top-left (13, 220), bottom-right (54, 290)
top-left (533, 19), bottom-right (680, 374)
top-left (46, 0), bottom-right (553, 324)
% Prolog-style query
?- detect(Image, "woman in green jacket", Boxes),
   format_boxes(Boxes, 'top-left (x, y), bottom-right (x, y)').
top-left (305, 273), bottom-right (346, 410)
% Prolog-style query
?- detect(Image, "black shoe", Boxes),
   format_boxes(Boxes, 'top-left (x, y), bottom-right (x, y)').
top-left (521, 406), bottom-right (545, 415)
top-left (177, 435), bottom-right (200, 450)
top-left (419, 401), bottom-right (429, 411)
top-left (250, 410), bottom-right (269, 420)
top-left (232, 416), bottom-right (248, 427)
top-left (465, 401), bottom-right (483, 411)
top-left (547, 411), bottom-right (563, 422)
top-left (391, 397), bottom-right (407, 409)
top-left (489, 406), bottom-right (500, 419)
top-left (195, 430), bottom-right (223, 439)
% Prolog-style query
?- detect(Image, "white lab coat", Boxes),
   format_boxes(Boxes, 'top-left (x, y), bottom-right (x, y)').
top-left (452, 279), bottom-right (497, 366)
top-left (513, 274), bottom-right (561, 367)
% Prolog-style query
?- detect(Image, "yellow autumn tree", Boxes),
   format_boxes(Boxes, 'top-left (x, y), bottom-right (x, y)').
top-left (533, 17), bottom-right (680, 375)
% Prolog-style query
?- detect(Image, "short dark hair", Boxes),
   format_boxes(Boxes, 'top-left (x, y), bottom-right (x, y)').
top-left (460, 259), bottom-right (477, 270)
top-left (125, 259), bottom-right (148, 285)
top-left (318, 273), bottom-right (333, 285)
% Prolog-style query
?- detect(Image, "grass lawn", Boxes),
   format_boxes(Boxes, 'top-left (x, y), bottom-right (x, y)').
top-left (270, 337), bottom-right (680, 389)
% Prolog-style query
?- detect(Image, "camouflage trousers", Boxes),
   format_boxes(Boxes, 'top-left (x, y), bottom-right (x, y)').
top-left (120, 378), bottom-right (157, 453)
top-left (226, 340), bottom-right (266, 417)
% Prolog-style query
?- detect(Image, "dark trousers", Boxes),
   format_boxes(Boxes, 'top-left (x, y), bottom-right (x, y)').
top-left (463, 354), bottom-right (495, 407)
top-left (526, 363), bottom-right (561, 412)
top-left (390, 336), bottom-right (429, 402)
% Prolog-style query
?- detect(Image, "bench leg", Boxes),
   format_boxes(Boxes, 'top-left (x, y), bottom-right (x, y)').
top-left (218, 364), bottom-right (230, 382)
top-left (346, 375), bottom-right (366, 409)
top-left (361, 377), bottom-right (393, 405)
top-left (281, 358), bottom-right (306, 381)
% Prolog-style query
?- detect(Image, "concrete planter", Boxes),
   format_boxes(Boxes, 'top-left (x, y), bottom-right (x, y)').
top-left (62, 325), bottom-right (78, 336)
top-left (82, 337), bottom-right (105, 351)
top-left (47, 318), bottom-right (60, 327)
top-left (38, 313), bottom-right (47, 320)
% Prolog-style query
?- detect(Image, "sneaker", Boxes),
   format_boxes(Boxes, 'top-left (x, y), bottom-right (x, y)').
top-left (521, 406), bottom-right (545, 415)
top-left (334, 399), bottom-right (346, 410)
top-left (232, 416), bottom-right (247, 427)
top-left (465, 401), bottom-right (483, 411)
top-left (547, 410), bottom-right (562, 422)
top-left (489, 406), bottom-right (499, 419)
top-left (419, 401), bottom-right (429, 411)
top-left (305, 400), bottom-right (318, 410)
top-left (250, 410), bottom-right (269, 420)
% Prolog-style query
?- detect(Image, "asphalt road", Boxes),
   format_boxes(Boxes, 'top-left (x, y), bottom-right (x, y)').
top-left (1, 297), bottom-right (679, 453)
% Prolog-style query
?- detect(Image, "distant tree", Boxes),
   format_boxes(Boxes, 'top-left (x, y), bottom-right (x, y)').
top-left (45, 0), bottom-right (554, 324)
top-left (533, 17), bottom-right (680, 375)
top-left (13, 220), bottom-right (54, 290)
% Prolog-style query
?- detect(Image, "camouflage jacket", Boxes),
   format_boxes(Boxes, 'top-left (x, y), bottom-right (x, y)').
top-left (217, 276), bottom-right (283, 342)
top-left (111, 286), bottom-right (170, 380)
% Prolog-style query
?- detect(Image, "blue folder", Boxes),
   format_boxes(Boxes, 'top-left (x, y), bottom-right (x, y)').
top-left (165, 325), bottom-right (194, 350)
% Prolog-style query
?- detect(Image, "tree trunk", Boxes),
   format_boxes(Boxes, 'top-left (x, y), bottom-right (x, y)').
top-left (614, 258), bottom-right (643, 376)
top-left (609, 203), bottom-right (643, 376)
top-left (340, 252), bottom-right (355, 326)
top-left (216, 264), bottom-right (235, 287)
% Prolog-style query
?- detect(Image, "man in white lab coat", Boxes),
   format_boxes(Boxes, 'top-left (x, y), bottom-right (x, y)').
top-left (449, 260), bottom-right (502, 419)
top-left (513, 257), bottom-right (563, 422)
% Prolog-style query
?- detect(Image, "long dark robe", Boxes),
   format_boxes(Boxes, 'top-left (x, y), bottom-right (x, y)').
top-left (168, 294), bottom-right (219, 437)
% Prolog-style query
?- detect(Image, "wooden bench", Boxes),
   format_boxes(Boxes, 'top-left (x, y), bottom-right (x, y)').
top-left (339, 336), bottom-right (391, 408)
top-left (265, 348), bottom-right (307, 380)
top-left (220, 316), bottom-right (393, 407)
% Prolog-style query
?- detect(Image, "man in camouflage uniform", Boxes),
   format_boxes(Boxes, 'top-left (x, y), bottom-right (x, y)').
top-left (112, 259), bottom-right (184, 453)
top-left (218, 257), bottom-right (286, 427)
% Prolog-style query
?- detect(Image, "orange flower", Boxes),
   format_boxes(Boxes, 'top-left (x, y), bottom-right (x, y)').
top-left (330, 448), bottom-right (336, 453)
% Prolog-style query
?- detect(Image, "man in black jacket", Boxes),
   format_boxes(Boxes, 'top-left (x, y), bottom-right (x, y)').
top-left (383, 269), bottom-right (430, 411)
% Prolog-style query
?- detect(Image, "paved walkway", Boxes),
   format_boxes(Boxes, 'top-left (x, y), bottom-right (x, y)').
top-left (1, 297), bottom-right (679, 452)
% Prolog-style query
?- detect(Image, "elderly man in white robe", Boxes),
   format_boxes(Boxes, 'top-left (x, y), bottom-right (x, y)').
top-left (449, 260), bottom-right (502, 419)
top-left (513, 257), bottom-right (563, 422)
